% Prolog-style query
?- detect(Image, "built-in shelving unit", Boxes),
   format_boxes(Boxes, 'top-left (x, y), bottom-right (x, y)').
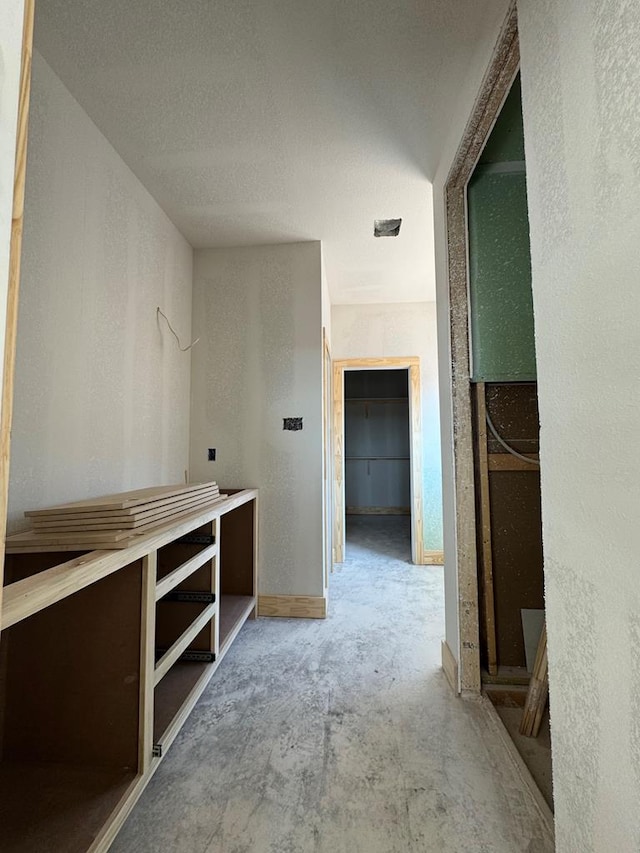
top-left (0, 488), bottom-right (258, 852)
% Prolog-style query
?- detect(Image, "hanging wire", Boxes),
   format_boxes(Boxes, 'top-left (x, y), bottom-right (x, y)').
top-left (157, 307), bottom-right (200, 352)
top-left (486, 410), bottom-right (540, 467)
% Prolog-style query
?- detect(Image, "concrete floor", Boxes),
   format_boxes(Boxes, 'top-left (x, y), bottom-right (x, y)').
top-left (113, 517), bottom-right (554, 853)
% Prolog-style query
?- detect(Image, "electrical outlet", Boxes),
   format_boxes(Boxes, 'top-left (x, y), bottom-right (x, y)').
top-left (208, 448), bottom-right (216, 461)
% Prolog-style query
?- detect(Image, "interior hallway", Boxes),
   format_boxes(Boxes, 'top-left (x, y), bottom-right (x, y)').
top-left (113, 519), bottom-right (553, 853)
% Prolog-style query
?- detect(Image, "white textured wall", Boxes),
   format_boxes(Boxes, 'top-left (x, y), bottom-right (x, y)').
top-left (190, 242), bottom-right (324, 598)
top-left (0, 0), bottom-right (26, 403)
top-left (518, 3), bottom-right (640, 849)
top-left (7, 53), bottom-right (193, 529)
top-left (331, 302), bottom-right (442, 552)
top-left (431, 0), bottom-right (512, 669)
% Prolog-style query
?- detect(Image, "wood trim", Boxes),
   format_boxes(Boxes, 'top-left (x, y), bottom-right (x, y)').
top-left (423, 550), bottom-right (444, 565)
top-left (139, 552), bottom-right (156, 774)
top-left (441, 639), bottom-right (459, 693)
top-left (475, 383), bottom-right (497, 675)
top-left (332, 361), bottom-right (345, 563)
top-left (322, 329), bottom-right (333, 582)
top-left (258, 594), bottom-right (327, 619)
top-left (444, 2), bottom-right (520, 692)
top-left (0, 0), bottom-right (35, 629)
top-left (332, 357), bottom-right (424, 565)
top-left (153, 601), bottom-right (216, 685)
top-left (155, 543), bottom-right (217, 601)
top-left (488, 453), bottom-right (540, 471)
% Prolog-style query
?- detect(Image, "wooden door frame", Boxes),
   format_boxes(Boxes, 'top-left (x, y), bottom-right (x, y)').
top-left (443, 2), bottom-right (519, 692)
top-left (322, 328), bottom-right (333, 586)
top-left (332, 357), bottom-right (425, 565)
top-left (0, 0), bottom-right (35, 626)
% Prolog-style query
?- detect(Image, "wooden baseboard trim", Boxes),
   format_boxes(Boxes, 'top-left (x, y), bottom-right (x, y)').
top-left (442, 640), bottom-right (459, 693)
top-left (423, 550), bottom-right (444, 565)
top-left (258, 594), bottom-right (327, 619)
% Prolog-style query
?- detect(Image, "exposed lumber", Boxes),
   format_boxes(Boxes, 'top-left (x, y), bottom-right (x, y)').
top-left (0, 0), bottom-right (35, 627)
top-left (475, 383), bottom-right (498, 675)
top-left (519, 621), bottom-right (548, 737)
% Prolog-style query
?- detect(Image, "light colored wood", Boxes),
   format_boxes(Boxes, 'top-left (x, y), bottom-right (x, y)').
top-left (441, 639), bottom-right (459, 693)
top-left (332, 357), bottom-right (424, 565)
top-left (1, 487), bottom-right (259, 853)
top-left (153, 601), bottom-right (217, 686)
top-left (139, 553), bottom-right (156, 774)
top-left (2, 489), bottom-right (258, 628)
top-left (488, 452), bottom-right (540, 471)
top-left (0, 0), bottom-right (35, 630)
top-left (333, 361), bottom-right (344, 563)
top-left (476, 383), bottom-right (498, 675)
top-left (423, 550), bottom-right (445, 565)
top-left (322, 328), bottom-right (333, 582)
top-left (346, 506), bottom-right (410, 515)
top-left (258, 594), bottom-right (327, 619)
top-left (154, 600), bottom-right (256, 754)
top-left (30, 488), bottom-right (220, 527)
top-left (155, 544), bottom-right (217, 601)
top-left (86, 774), bottom-right (149, 853)
top-left (520, 621), bottom-right (548, 737)
top-left (25, 481), bottom-right (218, 516)
top-left (219, 594), bottom-right (257, 654)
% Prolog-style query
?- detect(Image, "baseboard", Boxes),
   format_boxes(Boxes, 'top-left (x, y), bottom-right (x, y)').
top-left (423, 550), bottom-right (444, 565)
top-left (441, 640), bottom-right (459, 693)
top-left (346, 506), bottom-right (410, 515)
top-left (258, 594), bottom-right (327, 619)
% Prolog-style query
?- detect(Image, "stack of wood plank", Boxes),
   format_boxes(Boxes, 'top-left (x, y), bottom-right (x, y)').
top-left (6, 482), bottom-right (224, 552)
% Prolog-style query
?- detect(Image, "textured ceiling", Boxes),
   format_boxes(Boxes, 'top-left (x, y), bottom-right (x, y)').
top-left (34, 0), bottom-right (505, 304)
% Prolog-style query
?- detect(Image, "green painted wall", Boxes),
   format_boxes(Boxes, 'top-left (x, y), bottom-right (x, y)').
top-left (467, 75), bottom-right (537, 382)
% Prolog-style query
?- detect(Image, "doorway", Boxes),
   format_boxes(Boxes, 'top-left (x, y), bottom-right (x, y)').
top-left (332, 357), bottom-right (425, 566)
top-left (343, 368), bottom-right (411, 560)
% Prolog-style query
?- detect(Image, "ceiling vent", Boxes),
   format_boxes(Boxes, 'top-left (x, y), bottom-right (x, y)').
top-left (374, 218), bottom-right (402, 237)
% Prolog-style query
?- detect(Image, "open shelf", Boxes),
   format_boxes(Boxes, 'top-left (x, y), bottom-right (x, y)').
top-left (0, 762), bottom-right (136, 853)
top-left (220, 594), bottom-right (256, 654)
top-left (1, 488), bottom-right (258, 852)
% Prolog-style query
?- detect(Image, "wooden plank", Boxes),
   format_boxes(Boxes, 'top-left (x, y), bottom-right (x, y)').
top-left (0, 0), bottom-right (35, 630)
top-left (139, 552), bottom-right (156, 774)
top-left (423, 550), bottom-right (444, 565)
top-left (333, 361), bottom-right (345, 563)
top-left (408, 362), bottom-right (425, 564)
top-left (155, 543), bottom-right (217, 601)
top-left (257, 594), bottom-right (327, 619)
top-left (10, 496), bottom-right (227, 550)
top-left (488, 452), bottom-right (540, 471)
top-left (2, 489), bottom-right (258, 627)
top-left (219, 594), bottom-right (257, 653)
top-left (153, 601), bottom-right (216, 686)
top-left (441, 639), bottom-right (459, 692)
top-left (519, 621), bottom-right (548, 737)
top-left (24, 481), bottom-right (218, 516)
top-left (29, 488), bottom-right (220, 526)
top-left (476, 382), bottom-right (498, 676)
